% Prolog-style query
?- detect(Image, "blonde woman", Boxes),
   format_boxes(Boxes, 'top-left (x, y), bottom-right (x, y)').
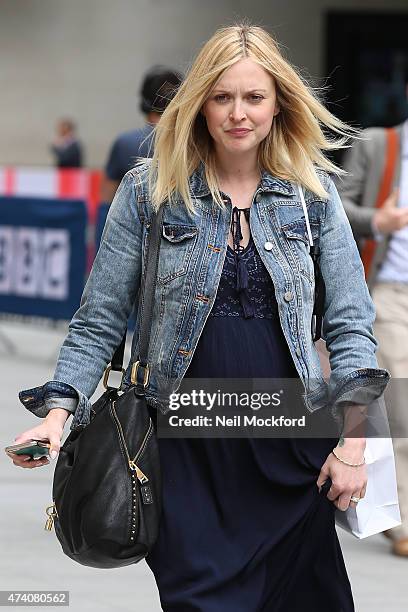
top-left (12, 24), bottom-right (389, 611)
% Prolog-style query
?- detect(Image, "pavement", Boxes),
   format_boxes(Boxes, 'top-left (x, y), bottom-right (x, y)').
top-left (1, 320), bottom-right (407, 612)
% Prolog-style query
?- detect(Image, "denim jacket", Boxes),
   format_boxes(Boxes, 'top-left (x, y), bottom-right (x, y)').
top-left (19, 159), bottom-right (389, 431)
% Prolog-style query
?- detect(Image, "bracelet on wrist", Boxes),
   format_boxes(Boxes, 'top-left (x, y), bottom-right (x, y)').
top-left (332, 448), bottom-right (365, 467)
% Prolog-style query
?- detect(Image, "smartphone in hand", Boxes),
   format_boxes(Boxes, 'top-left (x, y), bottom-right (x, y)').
top-left (5, 440), bottom-right (51, 460)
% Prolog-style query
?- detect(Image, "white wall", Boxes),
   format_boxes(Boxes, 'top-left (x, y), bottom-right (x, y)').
top-left (1, 0), bottom-right (407, 167)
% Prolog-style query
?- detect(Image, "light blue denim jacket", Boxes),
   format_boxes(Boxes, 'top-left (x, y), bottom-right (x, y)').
top-left (19, 159), bottom-right (389, 431)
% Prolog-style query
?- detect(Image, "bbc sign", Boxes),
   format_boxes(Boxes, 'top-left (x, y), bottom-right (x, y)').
top-left (0, 197), bottom-right (86, 319)
top-left (0, 227), bottom-right (70, 300)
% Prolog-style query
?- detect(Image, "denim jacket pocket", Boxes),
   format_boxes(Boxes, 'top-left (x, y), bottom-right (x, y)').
top-left (155, 222), bottom-right (198, 285)
top-left (280, 218), bottom-right (321, 283)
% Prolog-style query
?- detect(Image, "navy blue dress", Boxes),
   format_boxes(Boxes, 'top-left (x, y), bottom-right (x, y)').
top-left (145, 207), bottom-right (354, 612)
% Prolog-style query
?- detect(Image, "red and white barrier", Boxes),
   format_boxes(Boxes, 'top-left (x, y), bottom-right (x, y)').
top-left (0, 166), bottom-right (102, 224)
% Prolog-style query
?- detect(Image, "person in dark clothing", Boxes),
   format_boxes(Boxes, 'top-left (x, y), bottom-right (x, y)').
top-left (101, 66), bottom-right (182, 202)
top-left (50, 118), bottom-right (83, 168)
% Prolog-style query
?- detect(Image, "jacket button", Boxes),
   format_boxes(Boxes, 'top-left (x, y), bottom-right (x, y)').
top-left (284, 291), bottom-right (294, 302)
top-left (255, 193), bottom-right (261, 203)
top-left (264, 241), bottom-right (273, 251)
top-left (295, 347), bottom-right (301, 357)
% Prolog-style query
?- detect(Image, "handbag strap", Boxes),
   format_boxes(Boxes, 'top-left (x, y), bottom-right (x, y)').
top-left (299, 185), bottom-right (326, 342)
top-left (108, 206), bottom-right (164, 394)
top-left (133, 206), bottom-right (164, 393)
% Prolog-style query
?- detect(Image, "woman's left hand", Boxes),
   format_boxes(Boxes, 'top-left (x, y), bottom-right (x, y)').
top-left (316, 440), bottom-right (367, 511)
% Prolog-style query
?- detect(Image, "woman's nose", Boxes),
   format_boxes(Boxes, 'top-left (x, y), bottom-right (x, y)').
top-left (229, 101), bottom-right (246, 121)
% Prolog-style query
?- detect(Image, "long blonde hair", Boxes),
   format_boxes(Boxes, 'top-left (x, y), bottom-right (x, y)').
top-left (148, 23), bottom-right (358, 213)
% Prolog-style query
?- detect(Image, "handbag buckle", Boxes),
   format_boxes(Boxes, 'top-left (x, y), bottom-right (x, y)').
top-left (131, 361), bottom-right (150, 387)
top-left (103, 365), bottom-right (125, 390)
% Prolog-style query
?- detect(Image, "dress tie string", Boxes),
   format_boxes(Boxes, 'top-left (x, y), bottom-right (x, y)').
top-left (231, 206), bottom-right (254, 319)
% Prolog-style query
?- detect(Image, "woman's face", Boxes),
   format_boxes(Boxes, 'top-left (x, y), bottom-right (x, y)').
top-left (201, 58), bottom-right (279, 160)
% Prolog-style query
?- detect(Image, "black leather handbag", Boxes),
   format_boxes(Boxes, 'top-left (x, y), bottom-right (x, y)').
top-left (44, 205), bottom-right (164, 569)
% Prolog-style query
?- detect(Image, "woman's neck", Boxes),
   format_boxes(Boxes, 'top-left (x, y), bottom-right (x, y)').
top-left (213, 151), bottom-right (261, 187)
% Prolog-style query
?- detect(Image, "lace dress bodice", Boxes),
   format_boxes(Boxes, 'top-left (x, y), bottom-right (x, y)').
top-left (210, 206), bottom-right (279, 319)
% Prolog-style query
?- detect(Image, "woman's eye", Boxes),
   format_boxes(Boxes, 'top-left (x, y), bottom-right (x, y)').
top-left (212, 94), bottom-right (264, 103)
top-left (214, 94), bottom-right (229, 103)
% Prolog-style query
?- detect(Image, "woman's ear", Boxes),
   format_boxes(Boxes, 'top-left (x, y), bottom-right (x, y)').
top-left (273, 103), bottom-right (280, 117)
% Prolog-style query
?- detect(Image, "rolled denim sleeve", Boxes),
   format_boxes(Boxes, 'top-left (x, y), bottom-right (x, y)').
top-left (319, 176), bottom-right (390, 408)
top-left (18, 168), bottom-right (144, 431)
top-left (19, 381), bottom-right (78, 418)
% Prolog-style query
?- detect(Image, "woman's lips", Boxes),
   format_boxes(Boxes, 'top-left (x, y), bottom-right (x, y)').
top-left (227, 128), bottom-right (252, 137)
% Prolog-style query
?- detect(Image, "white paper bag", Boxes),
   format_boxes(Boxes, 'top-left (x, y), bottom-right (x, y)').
top-left (335, 437), bottom-right (401, 539)
top-left (299, 184), bottom-right (402, 540)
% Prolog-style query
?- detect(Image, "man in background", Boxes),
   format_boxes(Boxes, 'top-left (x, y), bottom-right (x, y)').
top-left (337, 90), bottom-right (408, 556)
top-left (50, 118), bottom-right (83, 168)
top-left (101, 65), bottom-right (182, 203)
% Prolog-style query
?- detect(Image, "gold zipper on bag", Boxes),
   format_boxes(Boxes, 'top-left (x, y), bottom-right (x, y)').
top-left (111, 400), bottom-right (152, 483)
top-left (111, 400), bottom-right (154, 541)
top-left (128, 461), bottom-right (149, 483)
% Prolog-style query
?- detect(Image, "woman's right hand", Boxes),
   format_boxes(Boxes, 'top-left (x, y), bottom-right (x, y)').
top-left (8, 408), bottom-right (70, 469)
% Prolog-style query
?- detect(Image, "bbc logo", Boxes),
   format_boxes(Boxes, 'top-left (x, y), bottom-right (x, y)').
top-left (0, 227), bottom-right (70, 300)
